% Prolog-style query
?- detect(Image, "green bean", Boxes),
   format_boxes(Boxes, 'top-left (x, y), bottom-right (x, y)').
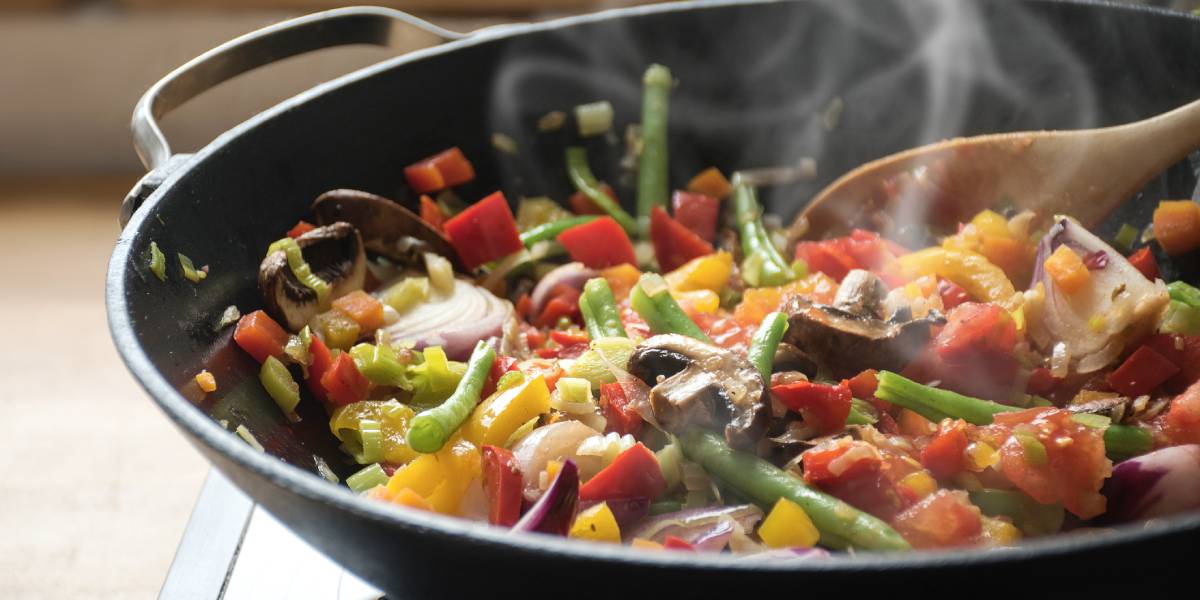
top-left (520, 216), bottom-right (597, 247)
top-left (846, 401), bottom-right (878, 426)
top-left (969, 489), bottom-right (1065, 536)
top-left (679, 429), bottom-right (911, 551)
top-left (746, 311), bottom-right (789, 381)
top-left (630, 273), bottom-right (711, 343)
top-left (406, 341), bottom-right (495, 453)
top-left (578, 294), bottom-right (602, 341)
top-left (878, 371), bottom-right (1154, 460)
top-left (637, 64), bottom-right (672, 234)
top-left (581, 278), bottom-right (627, 338)
top-left (733, 181), bottom-right (795, 287)
top-left (565, 147), bottom-right (638, 234)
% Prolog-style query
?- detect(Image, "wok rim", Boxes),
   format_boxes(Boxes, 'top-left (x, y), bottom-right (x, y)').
top-left (106, 0), bottom-right (1200, 576)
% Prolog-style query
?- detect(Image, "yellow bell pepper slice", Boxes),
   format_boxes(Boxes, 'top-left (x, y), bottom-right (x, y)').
top-left (1043, 245), bottom-right (1090, 294)
top-left (970, 209), bottom-right (1012, 239)
top-left (757, 497), bottom-right (820, 548)
top-left (895, 248), bottom-right (1016, 306)
top-left (385, 435), bottom-right (480, 515)
top-left (664, 251), bottom-right (733, 293)
top-left (462, 374), bottom-right (551, 447)
top-left (569, 502), bottom-right (622, 543)
top-left (330, 400), bottom-right (419, 466)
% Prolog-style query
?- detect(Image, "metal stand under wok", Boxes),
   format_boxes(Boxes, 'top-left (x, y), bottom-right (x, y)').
top-left (159, 471), bottom-right (383, 600)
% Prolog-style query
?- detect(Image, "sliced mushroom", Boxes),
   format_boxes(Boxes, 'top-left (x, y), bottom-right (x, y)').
top-left (626, 334), bottom-right (766, 449)
top-left (258, 222), bottom-right (366, 330)
top-left (311, 189), bottom-right (464, 270)
top-left (832, 269), bottom-right (889, 319)
top-left (772, 343), bottom-right (818, 378)
top-left (783, 296), bottom-right (943, 379)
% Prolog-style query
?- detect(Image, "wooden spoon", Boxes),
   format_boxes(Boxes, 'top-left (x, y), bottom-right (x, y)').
top-left (795, 97), bottom-right (1200, 242)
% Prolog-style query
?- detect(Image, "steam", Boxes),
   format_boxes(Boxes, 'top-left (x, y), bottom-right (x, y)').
top-left (485, 0), bottom-right (1098, 239)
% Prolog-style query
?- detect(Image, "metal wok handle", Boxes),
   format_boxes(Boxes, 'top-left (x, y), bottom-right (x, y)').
top-left (121, 6), bottom-right (472, 227)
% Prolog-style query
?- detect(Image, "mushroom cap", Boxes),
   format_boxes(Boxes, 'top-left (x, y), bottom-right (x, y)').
top-left (311, 189), bottom-right (463, 270)
top-left (627, 334), bottom-right (766, 450)
top-left (258, 222), bottom-right (367, 330)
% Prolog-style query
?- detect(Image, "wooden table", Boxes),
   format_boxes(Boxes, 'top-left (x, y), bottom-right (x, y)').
top-left (0, 177), bottom-right (210, 599)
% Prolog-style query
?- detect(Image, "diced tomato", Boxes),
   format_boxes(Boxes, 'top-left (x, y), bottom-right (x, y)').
top-left (600, 382), bottom-right (643, 436)
top-left (649, 206), bottom-right (714, 272)
top-left (936, 278), bottom-right (972, 309)
top-left (523, 325), bottom-right (546, 349)
top-left (1128, 246), bottom-right (1159, 281)
top-left (671, 190), bottom-right (720, 242)
top-left (1165, 379), bottom-right (1200, 444)
top-left (305, 335), bottom-right (333, 403)
top-left (481, 445), bottom-right (523, 527)
top-left (692, 312), bottom-right (753, 354)
top-left (794, 240), bottom-right (859, 282)
top-left (935, 302), bottom-right (1018, 364)
top-left (1025, 367), bottom-right (1059, 396)
top-left (579, 443), bottom-right (665, 502)
top-left (482, 355), bottom-right (519, 398)
top-left (891, 490), bottom-right (982, 549)
top-left (287, 220), bottom-right (316, 239)
top-left (794, 230), bottom-right (903, 282)
top-left (320, 353), bottom-right (371, 407)
top-left (443, 191), bottom-right (524, 270)
top-left (515, 294), bottom-right (533, 321)
top-left (802, 440), bottom-right (904, 520)
top-left (845, 369), bottom-right (879, 401)
top-left (233, 310), bottom-right (289, 363)
top-left (332, 290), bottom-right (384, 332)
top-left (986, 408), bottom-right (1109, 519)
top-left (550, 329), bottom-right (589, 346)
top-left (1107, 344), bottom-right (1180, 397)
top-left (662, 535), bottom-right (695, 551)
top-left (404, 147), bottom-right (475, 194)
top-left (920, 419), bottom-right (969, 478)
top-left (419, 194), bottom-right (445, 231)
top-left (569, 184), bottom-right (615, 216)
top-left (772, 381), bottom-right (852, 434)
top-left (515, 358), bottom-right (563, 390)
top-left (557, 216), bottom-right (637, 269)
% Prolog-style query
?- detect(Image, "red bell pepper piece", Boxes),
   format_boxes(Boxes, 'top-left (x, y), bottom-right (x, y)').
top-left (670, 190), bottom-right (720, 242)
top-left (936, 278), bottom-right (972, 310)
top-left (419, 194), bottom-right (445, 231)
top-left (287, 220), bottom-right (315, 239)
top-left (649, 206), bottom-right (714, 272)
top-left (771, 380), bottom-right (852, 434)
top-left (569, 184), bottom-right (615, 216)
top-left (579, 443), bottom-right (665, 502)
top-left (1128, 246), bottom-right (1159, 281)
top-left (481, 445), bottom-right (524, 527)
top-left (794, 240), bottom-right (860, 282)
top-left (443, 191), bottom-right (524, 270)
top-left (320, 353), bottom-right (371, 407)
top-left (600, 382), bottom-right (643, 436)
top-left (844, 369), bottom-right (879, 401)
top-left (801, 441), bottom-right (880, 485)
top-left (1107, 344), bottom-right (1180, 396)
top-left (663, 535), bottom-right (695, 551)
top-left (404, 147), bottom-right (475, 194)
top-left (934, 303), bottom-right (1018, 364)
top-left (920, 419), bottom-right (969, 478)
top-left (482, 355), bottom-right (519, 398)
top-left (233, 310), bottom-right (289, 363)
top-left (535, 285), bottom-right (582, 328)
top-left (523, 325), bottom-right (546, 349)
top-left (550, 329), bottom-right (589, 346)
top-left (305, 335), bottom-right (333, 403)
top-left (556, 216), bottom-right (637, 269)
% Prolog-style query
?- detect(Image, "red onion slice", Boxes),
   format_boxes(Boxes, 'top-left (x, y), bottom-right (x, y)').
top-left (380, 278), bottom-right (513, 360)
top-left (512, 459), bottom-right (579, 536)
top-left (1102, 444), bottom-right (1200, 523)
top-left (530, 262), bottom-right (598, 315)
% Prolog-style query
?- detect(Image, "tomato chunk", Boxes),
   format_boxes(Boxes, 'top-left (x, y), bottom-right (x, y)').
top-left (482, 445), bottom-right (523, 527)
top-left (920, 419), bottom-right (969, 478)
top-left (443, 191), bottom-right (524, 270)
top-left (233, 310), bottom-right (289, 363)
top-left (557, 216), bottom-right (637, 269)
top-left (936, 278), bottom-right (971, 310)
top-left (649, 206), bottom-right (714, 272)
top-left (802, 440), bottom-right (904, 520)
top-left (772, 381), bottom-right (852, 434)
top-left (579, 443), bottom-right (665, 502)
top-left (891, 490), bottom-right (982, 549)
top-left (935, 302), bottom-right (1017, 363)
top-left (1165, 379), bottom-right (1200, 445)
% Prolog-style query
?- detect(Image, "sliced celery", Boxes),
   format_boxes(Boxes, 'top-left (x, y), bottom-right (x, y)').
top-left (349, 342), bottom-right (410, 388)
top-left (381, 277), bottom-right (429, 314)
top-left (260, 356), bottom-right (300, 417)
top-left (346, 463), bottom-right (389, 493)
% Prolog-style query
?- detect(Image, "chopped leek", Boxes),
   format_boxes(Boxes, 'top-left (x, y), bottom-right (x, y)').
top-left (350, 341), bottom-right (411, 388)
top-left (1167, 280), bottom-right (1200, 307)
top-left (346, 463), bottom-right (390, 493)
top-left (575, 100), bottom-right (614, 137)
top-left (267, 237), bottom-right (330, 304)
top-left (216, 305), bottom-right (241, 331)
top-left (235, 424), bottom-right (265, 452)
top-left (178, 252), bottom-right (206, 283)
top-left (351, 419), bottom-right (384, 464)
top-left (1070, 413), bottom-right (1111, 429)
top-left (408, 347), bottom-right (467, 407)
top-left (1114, 223), bottom-right (1139, 251)
top-left (148, 241), bottom-right (166, 282)
top-left (260, 356), bottom-right (300, 418)
top-left (1161, 299), bottom-right (1200, 335)
top-left (381, 277), bottom-right (429, 314)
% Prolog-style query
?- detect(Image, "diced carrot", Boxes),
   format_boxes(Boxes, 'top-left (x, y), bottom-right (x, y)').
top-left (1152, 200), bottom-right (1200, 256)
top-left (1128, 246), bottom-right (1159, 281)
top-left (428, 147), bottom-right (475, 188)
top-left (686, 167), bottom-right (733, 199)
top-left (419, 194), bottom-right (445, 231)
top-left (404, 162), bottom-right (444, 194)
top-left (287, 220), bottom-right (316, 239)
top-left (1043, 245), bottom-right (1090, 294)
top-left (233, 310), bottom-right (289, 363)
top-left (195, 370), bottom-right (217, 393)
top-left (332, 290), bottom-right (385, 332)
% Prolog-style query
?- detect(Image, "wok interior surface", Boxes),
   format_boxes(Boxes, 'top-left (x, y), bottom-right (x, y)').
top-left (108, 0), bottom-right (1200, 595)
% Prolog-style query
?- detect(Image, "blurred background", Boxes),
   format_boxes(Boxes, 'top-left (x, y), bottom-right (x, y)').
top-left (0, 0), bottom-right (1196, 598)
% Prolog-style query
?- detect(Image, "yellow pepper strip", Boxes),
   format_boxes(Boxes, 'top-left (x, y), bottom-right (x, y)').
top-left (757, 497), bottom-right (820, 548)
top-left (600, 263), bottom-right (642, 301)
top-left (1043, 245), bottom-right (1090, 294)
top-left (971, 209), bottom-right (1012, 238)
top-left (895, 248), bottom-right (1016, 306)
top-left (385, 435), bottom-right (479, 515)
top-left (330, 400), bottom-right (419, 466)
top-left (664, 251), bottom-right (733, 293)
top-left (462, 374), bottom-right (551, 447)
top-left (569, 502), bottom-right (622, 543)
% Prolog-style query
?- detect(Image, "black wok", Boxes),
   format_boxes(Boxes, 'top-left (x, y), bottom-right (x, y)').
top-left (108, 1), bottom-right (1200, 595)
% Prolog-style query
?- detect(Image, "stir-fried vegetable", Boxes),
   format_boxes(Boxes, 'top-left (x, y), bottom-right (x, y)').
top-left (565, 147), bottom-right (638, 234)
top-left (747, 311), bottom-right (788, 380)
top-left (733, 180), bottom-right (795, 287)
top-left (630, 273), bottom-right (711, 342)
top-left (407, 342), bottom-right (496, 453)
top-left (637, 64), bottom-right (672, 233)
top-left (580, 278), bottom-right (627, 339)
